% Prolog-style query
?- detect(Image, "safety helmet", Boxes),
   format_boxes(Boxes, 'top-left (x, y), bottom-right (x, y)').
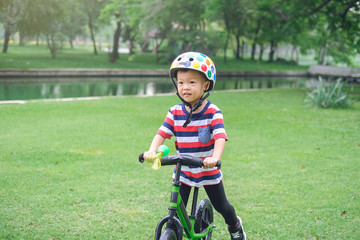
top-left (169, 52), bottom-right (216, 92)
top-left (169, 52), bottom-right (217, 128)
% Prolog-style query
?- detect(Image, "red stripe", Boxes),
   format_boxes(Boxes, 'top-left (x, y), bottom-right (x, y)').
top-left (212, 118), bottom-right (223, 125)
top-left (157, 130), bottom-right (172, 139)
top-left (175, 125), bottom-right (198, 132)
top-left (175, 140), bottom-right (214, 148)
top-left (214, 133), bottom-right (228, 140)
top-left (175, 124), bottom-right (212, 133)
top-left (173, 109), bottom-right (187, 116)
top-left (204, 108), bottom-right (218, 114)
top-left (164, 117), bottom-right (174, 125)
top-left (182, 168), bottom-right (220, 178)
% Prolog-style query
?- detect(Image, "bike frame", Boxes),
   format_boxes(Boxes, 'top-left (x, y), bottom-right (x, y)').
top-left (154, 162), bottom-right (214, 240)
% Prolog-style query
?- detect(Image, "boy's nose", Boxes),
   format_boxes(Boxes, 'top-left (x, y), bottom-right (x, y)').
top-left (183, 83), bottom-right (190, 89)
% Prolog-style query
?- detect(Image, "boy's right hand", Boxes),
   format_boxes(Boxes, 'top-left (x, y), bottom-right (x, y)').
top-left (143, 151), bottom-right (157, 160)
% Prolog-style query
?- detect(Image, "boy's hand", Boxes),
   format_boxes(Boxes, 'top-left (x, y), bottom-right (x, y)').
top-left (203, 157), bottom-right (219, 169)
top-left (143, 151), bottom-right (156, 160)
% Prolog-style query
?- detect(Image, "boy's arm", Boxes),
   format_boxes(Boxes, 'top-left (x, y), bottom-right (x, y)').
top-left (143, 134), bottom-right (166, 159)
top-left (203, 138), bottom-right (226, 169)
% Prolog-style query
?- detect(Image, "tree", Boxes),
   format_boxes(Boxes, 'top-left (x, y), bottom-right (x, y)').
top-left (120, 0), bottom-right (144, 55)
top-left (100, 0), bottom-right (125, 62)
top-left (296, 0), bottom-right (360, 65)
top-left (101, 0), bottom-right (157, 62)
top-left (80, 0), bottom-right (108, 55)
top-left (0, 0), bottom-right (23, 53)
top-left (139, 0), bottom-right (174, 62)
top-left (315, 0), bottom-right (360, 65)
top-left (62, 1), bottom-right (87, 49)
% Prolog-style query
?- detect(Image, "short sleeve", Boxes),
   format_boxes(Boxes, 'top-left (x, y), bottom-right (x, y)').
top-left (157, 109), bottom-right (175, 139)
top-left (211, 109), bottom-right (228, 141)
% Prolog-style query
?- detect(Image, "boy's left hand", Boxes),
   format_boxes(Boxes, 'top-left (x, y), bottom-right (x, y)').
top-left (203, 157), bottom-right (219, 169)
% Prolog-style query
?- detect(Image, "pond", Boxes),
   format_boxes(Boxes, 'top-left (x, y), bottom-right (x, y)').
top-left (0, 76), bottom-right (319, 101)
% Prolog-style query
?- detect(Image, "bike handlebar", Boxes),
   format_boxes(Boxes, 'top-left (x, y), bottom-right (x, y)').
top-left (138, 153), bottom-right (221, 168)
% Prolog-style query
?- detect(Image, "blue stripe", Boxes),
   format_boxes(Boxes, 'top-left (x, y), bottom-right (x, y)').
top-left (176, 131), bottom-right (198, 137)
top-left (162, 121), bottom-right (174, 134)
top-left (173, 114), bottom-right (188, 121)
top-left (178, 145), bottom-right (214, 154)
top-left (197, 113), bottom-right (213, 119)
top-left (212, 123), bottom-right (225, 130)
top-left (177, 112), bottom-right (216, 121)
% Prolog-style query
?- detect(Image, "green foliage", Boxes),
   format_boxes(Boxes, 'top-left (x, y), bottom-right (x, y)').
top-left (1, 0), bottom-right (359, 64)
top-left (305, 77), bottom-right (352, 109)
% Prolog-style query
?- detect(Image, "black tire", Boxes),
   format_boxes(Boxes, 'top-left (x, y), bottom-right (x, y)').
top-left (194, 199), bottom-right (213, 240)
top-left (159, 228), bottom-right (177, 240)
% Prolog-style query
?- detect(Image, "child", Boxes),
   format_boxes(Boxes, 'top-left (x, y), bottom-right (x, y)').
top-left (143, 52), bottom-right (246, 240)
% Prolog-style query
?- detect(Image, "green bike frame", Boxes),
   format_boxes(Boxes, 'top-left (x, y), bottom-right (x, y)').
top-left (154, 162), bottom-right (213, 240)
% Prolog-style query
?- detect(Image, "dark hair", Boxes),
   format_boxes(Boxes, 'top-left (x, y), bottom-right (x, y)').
top-left (175, 69), bottom-right (207, 82)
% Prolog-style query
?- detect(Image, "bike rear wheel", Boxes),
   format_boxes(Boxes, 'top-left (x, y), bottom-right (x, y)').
top-left (159, 228), bottom-right (177, 240)
top-left (194, 199), bottom-right (213, 240)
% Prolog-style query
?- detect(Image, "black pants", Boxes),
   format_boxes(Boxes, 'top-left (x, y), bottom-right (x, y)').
top-left (180, 181), bottom-right (238, 227)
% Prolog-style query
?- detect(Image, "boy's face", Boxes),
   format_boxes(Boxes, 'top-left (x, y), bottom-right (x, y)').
top-left (177, 69), bottom-right (210, 107)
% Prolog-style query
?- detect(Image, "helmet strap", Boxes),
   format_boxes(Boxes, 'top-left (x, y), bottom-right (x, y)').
top-left (180, 92), bottom-right (210, 128)
top-left (171, 75), bottom-right (210, 128)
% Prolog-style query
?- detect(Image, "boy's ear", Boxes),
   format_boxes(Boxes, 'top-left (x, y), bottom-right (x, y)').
top-left (204, 80), bottom-right (210, 91)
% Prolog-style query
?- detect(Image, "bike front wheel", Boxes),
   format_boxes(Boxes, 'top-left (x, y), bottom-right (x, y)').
top-left (194, 199), bottom-right (213, 240)
top-left (159, 228), bottom-right (177, 240)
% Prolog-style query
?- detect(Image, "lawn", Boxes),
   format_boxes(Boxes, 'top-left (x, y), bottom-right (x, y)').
top-left (0, 43), bottom-right (309, 72)
top-left (0, 89), bottom-right (359, 239)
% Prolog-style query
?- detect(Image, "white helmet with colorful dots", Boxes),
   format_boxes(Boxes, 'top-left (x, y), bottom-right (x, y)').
top-left (169, 52), bottom-right (216, 92)
top-left (169, 52), bottom-right (217, 127)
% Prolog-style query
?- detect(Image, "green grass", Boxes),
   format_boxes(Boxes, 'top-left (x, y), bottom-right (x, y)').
top-left (0, 89), bottom-right (359, 239)
top-left (0, 43), bottom-right (309, 71)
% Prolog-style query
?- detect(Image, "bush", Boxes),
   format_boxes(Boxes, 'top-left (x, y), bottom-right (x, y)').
top-left (305, 77), bottom-right (351, 108)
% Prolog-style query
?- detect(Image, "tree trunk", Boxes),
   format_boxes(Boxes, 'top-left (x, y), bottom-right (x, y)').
top-left (110, 20), bottom-right (121, 63)
top-left (223, 32), bottom-right (230, 63)
top-left (319, 45), bottom-right (326, 65)
top-left (2, 28), bottom-right (11, 53)
top-left (259, 44), bottom-right (264, 61)
top-left (268, 40), bottom-right (276, 62)
top-left (251, 19), bottom-right (261, 60)
top-left (291, 46), bottom-right (299, 63)
top-left (251, 42), bottom-right (256, 60)
top-left (141, 37), bottom-right (149, 53)
top-left (240, 40), bottom-right (245, 59)
top-left (19, 31), bottom-right (25, 46)
top-left (46, 35), bottom-right (57, 58)
top-left (129, 36), bottom-right (135, 55)
top-left (2, 2), bottom-right (15, 53)
top-left (88, 14), bottom-right (98, 55)
top-left (155, 38), bottom-right (165, 63)
top-left (235, 35), bottom-right (240, 59)
top-left (295, 47), bottom-right (299, 63)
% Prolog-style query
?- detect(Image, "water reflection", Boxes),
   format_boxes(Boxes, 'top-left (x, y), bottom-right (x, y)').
top-left (0, 76), bottom-right (317, 101)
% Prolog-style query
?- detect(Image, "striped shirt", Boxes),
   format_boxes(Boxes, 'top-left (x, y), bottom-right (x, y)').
top-left (157, 101), bottom-right (228, 187)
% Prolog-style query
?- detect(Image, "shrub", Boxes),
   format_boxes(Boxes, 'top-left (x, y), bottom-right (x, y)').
top-left (305, 77), bottom-right (351, 109)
